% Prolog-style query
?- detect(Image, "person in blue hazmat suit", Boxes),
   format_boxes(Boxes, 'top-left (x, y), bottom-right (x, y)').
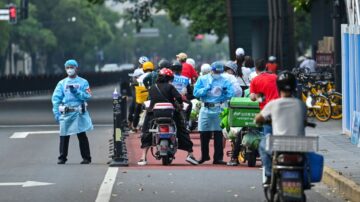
top-left (194, 61), bottom-right (234, 164)
top-left (52, 59), bottom-right (93, 164)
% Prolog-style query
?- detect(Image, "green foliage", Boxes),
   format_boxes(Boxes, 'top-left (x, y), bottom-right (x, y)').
top-left (294, 10), bottom-right (311, 55)
top-left (288, 0), bottom-right (312, 12)
top-left (0, 2), bottom-right (10, 55)
top-left (88, 0), bottom-right (228, 42)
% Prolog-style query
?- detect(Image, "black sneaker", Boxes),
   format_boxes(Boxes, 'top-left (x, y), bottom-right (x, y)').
top-left (186, 155), bottom-right (199, 165)
top-left (213, 160), bottom-right (227, 165)
top-left (198, 157), bottom-right (210, 164)
top-left (80, 159), bottom-right (91, 164)
top-left (57, 159), bottom-right (66, 164)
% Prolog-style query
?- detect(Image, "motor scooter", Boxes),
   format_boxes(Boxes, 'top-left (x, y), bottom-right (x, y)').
top-left (148, 102), bottom-right (178, 165)
top-left (263, 123), bottom-right (324, 202)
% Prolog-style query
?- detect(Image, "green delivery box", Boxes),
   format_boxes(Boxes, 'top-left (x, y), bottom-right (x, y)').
top-left (228, 97), bottom-right (260, 127)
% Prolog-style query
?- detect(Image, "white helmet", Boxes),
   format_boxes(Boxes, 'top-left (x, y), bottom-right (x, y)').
top-left (268, 56), bottom-right (276, 62)
top-left (186, 58), bottom-right (195, 68)
top-left (200, 63), bottom-right (211, 75)
top-left (138, 56), bottom-right (149, 64)
top-left (235, 47), bottom-right (245, 56)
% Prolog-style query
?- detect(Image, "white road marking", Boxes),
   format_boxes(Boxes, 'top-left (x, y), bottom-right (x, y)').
top-left (95, 167), bottom-right (119, 202)
top-left (10, 131), bottom-right (59, 139)
top-left (0, 124), bottom-right (112, 128)
top-left (0, 181), bottom-right (54, 187)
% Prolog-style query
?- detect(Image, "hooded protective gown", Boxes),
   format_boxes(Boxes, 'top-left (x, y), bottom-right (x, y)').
top-left (194, 74), bottom-right (234, 131)
top-left (52, 76), bottom-right (93, 136)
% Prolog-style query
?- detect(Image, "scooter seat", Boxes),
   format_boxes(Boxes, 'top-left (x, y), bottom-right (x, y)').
top-left (154, 117), bottom-right (174, 124)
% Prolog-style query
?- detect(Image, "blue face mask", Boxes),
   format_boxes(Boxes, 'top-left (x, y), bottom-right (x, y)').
top-left (212, 74), bottom-right (221, 79)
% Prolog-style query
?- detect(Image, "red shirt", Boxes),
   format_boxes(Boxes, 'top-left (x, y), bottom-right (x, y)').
top-left (181, 62), bottom-right (198, 83)
top-left (250, 72), bottom-right (279, 109)
top-left (266, 63), bottom-right (278, 74)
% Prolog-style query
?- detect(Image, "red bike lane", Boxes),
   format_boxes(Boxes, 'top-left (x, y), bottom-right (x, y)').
top-left (125, 132), bottom-right (262, 170)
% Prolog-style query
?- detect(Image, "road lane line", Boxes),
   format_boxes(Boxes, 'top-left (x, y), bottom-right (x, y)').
top-left (0, 124), bottom-right (112, 128)
top-left (95, 167), bottom-right (118, 202)
top-left (10, 131), bottom-right (59, 138)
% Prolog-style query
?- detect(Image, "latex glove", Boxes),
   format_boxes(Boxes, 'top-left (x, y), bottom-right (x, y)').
top-left (69, 85), bottom-right (77, 94)
top-left (54, 113), bottom-right (60, 123)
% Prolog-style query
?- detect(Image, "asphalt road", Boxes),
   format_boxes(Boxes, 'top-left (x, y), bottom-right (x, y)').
top-left (0, 85), bottom-right (345, 202)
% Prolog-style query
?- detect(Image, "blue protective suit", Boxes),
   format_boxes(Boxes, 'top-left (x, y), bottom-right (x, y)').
top-left (52, 76), bottom-right (93, 136)
top-left (194, 74), bottom-right (234, 131)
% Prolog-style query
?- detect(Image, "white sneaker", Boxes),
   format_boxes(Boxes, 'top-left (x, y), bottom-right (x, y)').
top-left (186, 155), bottom-right (199, 165)
top-left (137, 159), bottom-right (147, 166)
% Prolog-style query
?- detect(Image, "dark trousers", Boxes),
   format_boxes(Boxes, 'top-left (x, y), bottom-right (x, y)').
top-left (58, 132), bottom-right (91, 162)
top-left (128, 98), bottom-right (135, 123)
top-left (231, 132), bottom-right (242, 159)
top-left (184, 100), bottom-right (192, 123)
top-left (132, 103), bottom-right (143, 128)
top-left (141, 110), bottom-right (193, 152)
top-left (200, 131), bottom-right (223, 162)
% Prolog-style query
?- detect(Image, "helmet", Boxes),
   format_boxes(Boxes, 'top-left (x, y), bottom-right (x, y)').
top-left (186, 58), bottom-right (195, 67)
top-left (159, 68), bottom-right (174, 78)
top-left (224, 61), bottom-right (238, 74)
top-left (235, 48), bottom-right (245, 57)
top-left (138, 56), bottom-right (149, 64)
top-left (200, 63), bottom-right (211, 74)
top-left (142, 61), bottom-right (154, 71)
top-left (64, 59), bottom-right (78, 68)
top-left (277, 71), bottom-right (297, 92)
top-left (158, 59), bottom-right (171, 69)
top-left (176, 52), bottom-right (187, 62)
top-left (211, 61), bottom-right (224, 73)
top-left (268, 56), bottom-right (276, 62)
top-left (171, 61), bottom-right (182, 72)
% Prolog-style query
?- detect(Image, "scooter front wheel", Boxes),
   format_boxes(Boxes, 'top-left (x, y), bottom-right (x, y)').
top-left (162, 156), bottom-right (172, 165)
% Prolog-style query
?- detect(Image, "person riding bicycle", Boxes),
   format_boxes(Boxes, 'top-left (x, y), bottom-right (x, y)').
top-left (255, 71), bottom-right (307, 185)
top-left (137, 68), bottom-right (199, 166)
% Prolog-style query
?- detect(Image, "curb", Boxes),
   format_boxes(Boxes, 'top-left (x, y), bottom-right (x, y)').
top-left (322, 166), bottom-right (360, 201)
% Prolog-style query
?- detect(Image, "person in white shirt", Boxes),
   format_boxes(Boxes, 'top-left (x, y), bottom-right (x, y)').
top-left (222, 61), bottom-right (243, 97)
top-left (299, 53), bottom-right (317, 73)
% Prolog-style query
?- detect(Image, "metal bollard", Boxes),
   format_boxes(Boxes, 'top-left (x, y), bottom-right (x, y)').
top-left (109, 88), bottom-right (128, 167)
top-left (120, 81), bottom-right (130, 133)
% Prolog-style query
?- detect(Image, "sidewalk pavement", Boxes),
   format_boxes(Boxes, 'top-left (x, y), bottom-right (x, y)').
top-left (306, 119), bottom-right (360, 202)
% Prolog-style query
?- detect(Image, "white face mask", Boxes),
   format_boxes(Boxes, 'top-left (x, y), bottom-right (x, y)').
top-left (66, 68), bottom-right (76, 76)
top-left (212, 74), bottom-right (221, 79)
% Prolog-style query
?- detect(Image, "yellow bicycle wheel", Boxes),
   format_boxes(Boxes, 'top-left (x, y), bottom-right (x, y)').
top-left (313, 95), bottom-right (332, 122)
top-left (238, 150), bottom-right (246, 163)
top-left (329, 92), bottom-right (342, 119)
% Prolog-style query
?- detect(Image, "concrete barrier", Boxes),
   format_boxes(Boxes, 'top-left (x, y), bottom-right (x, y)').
top-left (322, 166), bottom-right (360, 201)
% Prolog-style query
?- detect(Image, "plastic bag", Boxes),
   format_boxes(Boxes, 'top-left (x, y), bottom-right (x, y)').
top-left (241, 130), bottom-right (262, 150)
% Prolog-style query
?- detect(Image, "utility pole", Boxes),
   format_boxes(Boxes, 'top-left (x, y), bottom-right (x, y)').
top-left (333, 0), bottom-right (342, 93)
